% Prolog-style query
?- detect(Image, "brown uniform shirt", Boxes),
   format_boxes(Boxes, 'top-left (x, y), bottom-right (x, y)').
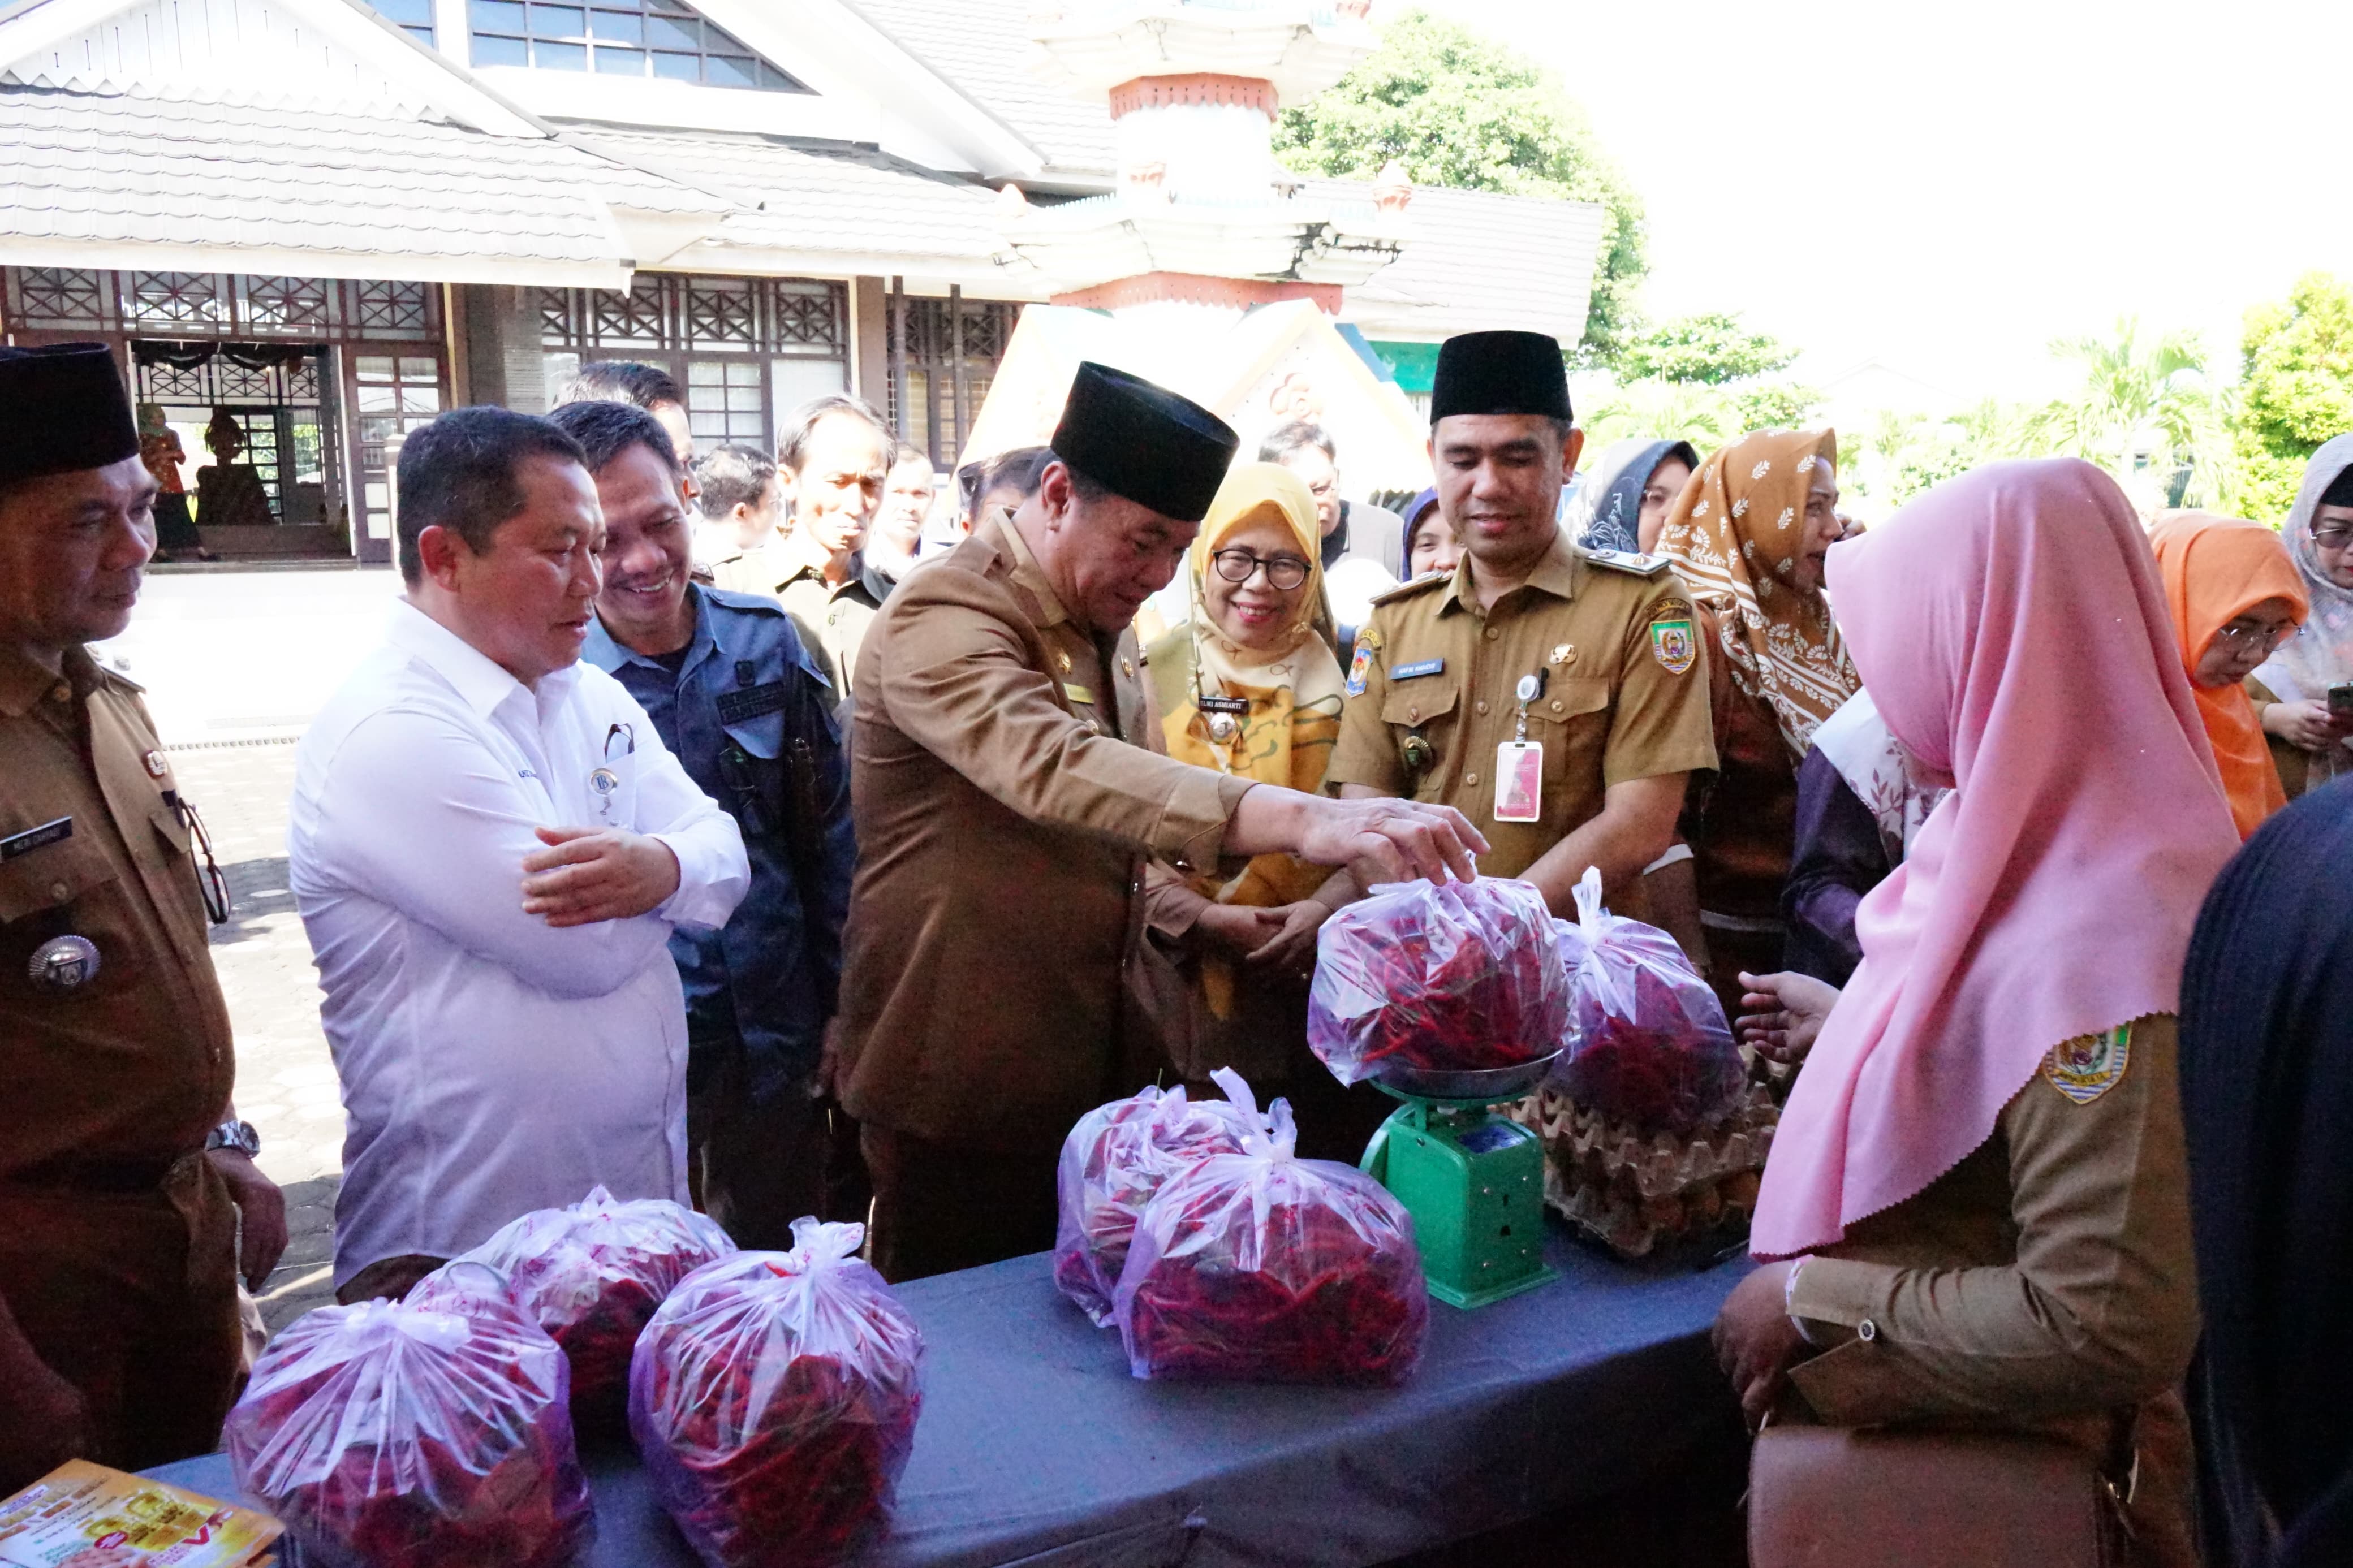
top-left (1325, 535), bottom-right (1719, 880)
top-left (1787, 1015), bottom-right (2200, 1563)
top-left (835, 516), bottom-right (1252, 1151)
top-left (713, 541), bottom-right (880, 696)
top-left (0, 645), bottom-right (233, 1177)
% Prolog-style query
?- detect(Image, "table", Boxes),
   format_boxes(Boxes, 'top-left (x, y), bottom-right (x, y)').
top-left (155, 1225), bottom-right (1747, 1568)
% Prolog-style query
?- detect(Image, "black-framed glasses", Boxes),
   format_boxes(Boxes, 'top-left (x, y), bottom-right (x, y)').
top-left (174, 794), bottom-right (230, 926)
top-left (1210, 548), bottom-right (1311, 591)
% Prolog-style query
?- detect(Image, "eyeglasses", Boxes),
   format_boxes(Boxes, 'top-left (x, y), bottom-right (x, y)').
top-left (2211, 620), bottom-right (2295, 655)
top-left (2312, 525), bottom-right (2353, 549)
top-left (1210, 548), bottom-right (1311, 591)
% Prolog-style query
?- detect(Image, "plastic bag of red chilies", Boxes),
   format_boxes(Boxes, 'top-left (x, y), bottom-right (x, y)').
top-left (224, 1260), bottom-right (594, 1568)
top-left (462, 1183), bottom-right (734, 1432)
top-left (1550, 866), bottom-right (1746, 1135)
top-left (1054, 1085), bottom-right (1251, 1327)
top-left (630, 1218), bottom-right (924, 1568)
top-left (1115, 1069), bottom-right (1427, 1385)
top-left (1307, 876), bottom-right (1568, 1083)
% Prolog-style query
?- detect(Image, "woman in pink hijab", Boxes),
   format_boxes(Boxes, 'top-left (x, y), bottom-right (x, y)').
top-left (1715, 460), bottom-right (2239, 1565)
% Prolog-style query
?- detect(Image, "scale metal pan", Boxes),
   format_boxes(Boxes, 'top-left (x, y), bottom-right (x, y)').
top-left (1368, 1049), bottom-right (1564, 1104)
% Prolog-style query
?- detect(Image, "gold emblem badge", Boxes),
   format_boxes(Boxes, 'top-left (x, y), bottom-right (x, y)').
top-left (1549, 644), bottom-right (1574, 667)
top-left (1055, 649), bottom-right (1072, 673)
top-left (2043, 1024), bottom-right (2132, 1105)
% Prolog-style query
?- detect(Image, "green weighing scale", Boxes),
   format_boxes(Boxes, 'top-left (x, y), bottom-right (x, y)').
top-left (1359, 1052), bottom-right (1562, 1309)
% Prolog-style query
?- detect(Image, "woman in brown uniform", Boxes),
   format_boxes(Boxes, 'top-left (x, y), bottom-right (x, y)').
top-left (1719, 460), bottom-right (2242, 1565)
top-left (1656, 428), bottom-right (1858, 1019)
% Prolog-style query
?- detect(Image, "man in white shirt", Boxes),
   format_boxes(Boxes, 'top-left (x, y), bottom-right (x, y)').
top-left (290, 407), bottom-right (749, 1303)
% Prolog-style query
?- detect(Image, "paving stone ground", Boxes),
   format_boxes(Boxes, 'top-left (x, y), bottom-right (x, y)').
top-left (170, 740), bottom-right (344, 1331)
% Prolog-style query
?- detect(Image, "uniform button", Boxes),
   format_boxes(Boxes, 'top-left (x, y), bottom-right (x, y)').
top-left (49, 882), bottom-right (69, 901)
top-left (1550, 699), bottom-right (1565, 713)
top-left (1407, 705), bottom-right (1419, 722)
top-left (48, 683), bottom-right (71, 704)
top-left (1856, 1319), bottom-right (1878, 1343)
top-left (1475, 700), bottom-right (1489, 715)
top-left (1483, 627), bottom-right (1501, 642)
top-left (1465, 771), bottom-right (1480, 786)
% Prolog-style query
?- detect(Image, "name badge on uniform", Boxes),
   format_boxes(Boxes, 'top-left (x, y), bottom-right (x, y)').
top-left (1063, 682), bottom-right (1097, 706)
top-left (715, 680), bottom-right (791, 724)
top-left (1197, 694), bottom-right (1249, 715)
top-left (1390, 658), bottom-right (1445, 681)
top-left (1494, 741), bottom-right (1544, 822)
top-left (0, 816), bottom-right (71, 861)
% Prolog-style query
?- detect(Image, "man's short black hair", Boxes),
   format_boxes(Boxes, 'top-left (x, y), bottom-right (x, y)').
top-left (981, 445), bottom-right (1055, 511)
top-left (1257, 420), bottom-right (1337, 465)
top-left (395, 406), bottom-right (587, 584)
top-left (546, 399), bottom-right (677, 478)
top-left (693, 442), bottom-right (775, 519)
top-left (553, 360), bottom-right (683, 412)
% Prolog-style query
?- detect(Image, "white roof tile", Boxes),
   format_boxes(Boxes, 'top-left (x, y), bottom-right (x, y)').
top-left (840, 0), bottom-right (1113, 180)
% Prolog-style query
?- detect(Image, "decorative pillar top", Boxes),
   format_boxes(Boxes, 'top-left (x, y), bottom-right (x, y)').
top-left (1027, 2), bottom-right (1374, 106)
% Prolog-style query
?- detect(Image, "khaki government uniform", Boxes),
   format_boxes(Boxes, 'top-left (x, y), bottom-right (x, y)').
top-left (836, 515), bottom-right (1251, 1281)
top-left (0, 645), bottom-right (241, 1477)
top-left (1786, 1015), bottom-right (2202, 1567)
top-left (1325, 535), bottom-right (1719, 892)
top-left (714, 538), bottom-right (881, 696)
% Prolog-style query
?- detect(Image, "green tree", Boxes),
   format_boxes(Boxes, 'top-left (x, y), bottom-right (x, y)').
top-left (1273, 8), bottom-right (1647, 359)
top-left (2231, 272), bottom-right (2353, 520)
top-left (2028, 317), bottom-right (2233, 511)
top-left (1617, 313), bottom-right (1796, 385)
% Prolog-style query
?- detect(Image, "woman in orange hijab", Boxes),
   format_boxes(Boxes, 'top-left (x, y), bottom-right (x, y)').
top-left (2150, 513), bottom-right (2311, 837)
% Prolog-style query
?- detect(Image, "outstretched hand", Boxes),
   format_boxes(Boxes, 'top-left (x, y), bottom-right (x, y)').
top-left (1735, 970), bottom-right (1841, 1065)
top-left (1296, 796), bottom-right (1487, 887)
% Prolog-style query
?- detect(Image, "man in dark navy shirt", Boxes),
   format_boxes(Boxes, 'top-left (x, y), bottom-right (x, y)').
top-left (553, 400), bottom-right (854, 1247)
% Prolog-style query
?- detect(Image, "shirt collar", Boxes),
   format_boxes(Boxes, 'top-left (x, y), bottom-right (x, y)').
top-left (0, 642), bottom-right (63, 718)
top-left (582, 586), bottom-right (713, 676)
top-left (1436, 530), bottom-right (1580, 615)
top-left (986, 512), bottom-right (1072, 630)
top-left (386, 598), bottom-right (538, 718)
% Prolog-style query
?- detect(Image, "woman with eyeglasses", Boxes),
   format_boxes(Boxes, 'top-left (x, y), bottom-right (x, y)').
top-left (1141, 464), bottom-right (1376, 1157)
top-left (2149, 513), bottom-right (2309, 838)
top-left (2251, 438), bottom-right (2353, 796)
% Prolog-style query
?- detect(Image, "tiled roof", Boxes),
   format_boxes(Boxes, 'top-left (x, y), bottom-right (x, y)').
top-left (0, 84), bottom-right (721, 278)
top-left (574, 125), bottom-right (1014, 265)
top-left (1312, 179), bottom-right (1606, 345)
top-left (839, 0), bottom-right (1114, 181)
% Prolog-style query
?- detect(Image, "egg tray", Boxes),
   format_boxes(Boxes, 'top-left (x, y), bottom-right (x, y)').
top-left (1507, 1083), bottom-right (1781, 1264)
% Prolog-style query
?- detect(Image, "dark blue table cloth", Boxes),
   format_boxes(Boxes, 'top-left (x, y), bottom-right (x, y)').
top-left (154, 1225), bottom-right (1746, 1568)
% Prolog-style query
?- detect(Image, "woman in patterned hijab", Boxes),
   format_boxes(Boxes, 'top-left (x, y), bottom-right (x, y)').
top-left (1657, 429), bottom-right (1861, 1018)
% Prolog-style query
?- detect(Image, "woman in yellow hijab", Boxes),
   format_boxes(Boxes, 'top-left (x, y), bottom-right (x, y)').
top-left (1144, 464), bottom-right (1367, 1150)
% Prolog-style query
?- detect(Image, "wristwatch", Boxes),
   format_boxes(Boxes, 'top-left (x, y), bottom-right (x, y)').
top-left (204, 1119), bottom-right (261, 1158)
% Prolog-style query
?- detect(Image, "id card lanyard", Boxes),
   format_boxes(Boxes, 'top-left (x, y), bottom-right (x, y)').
top-left (1495, 669), bottom-right (1545, 823)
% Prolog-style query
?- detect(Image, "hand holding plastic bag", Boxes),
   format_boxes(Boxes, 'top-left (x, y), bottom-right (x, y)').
top-left (1307, 877), bottom-right (1568, 1083)
top-left (1054, 1086), bottom-right (1251, 1327)
top-left (629, 1219), bottom-right (924, 1568)
top-left (462, 1184), bottom-right (735, 1430)
top-left (1114, 1070), bottom-right (1427, 1385)
top-left (1550, 867), bottom-right (1746, 1134)
top-left (225, 1261), bottom-right (594, 1568)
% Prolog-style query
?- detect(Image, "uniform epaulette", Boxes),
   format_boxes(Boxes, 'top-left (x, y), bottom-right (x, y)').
top-left (1576, 546), bottom-right (1673, 578)
top-left (1370, 571), bottom-right (1450, 607)
top-left (700, 584), bottom-right (790, 615)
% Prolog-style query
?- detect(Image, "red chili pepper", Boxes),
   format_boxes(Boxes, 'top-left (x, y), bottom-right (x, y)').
top-left (630, 1223), bottom-right (924, 1568)
top-left (1552, 908), bottom-right (1746, 1134)
top-left (463, 1185), bottom-right (735, 1437)
top-left (1054, 1087), bottom-right (1252, 1327)
top-left (225, 1264), bottom-right (594, 1568)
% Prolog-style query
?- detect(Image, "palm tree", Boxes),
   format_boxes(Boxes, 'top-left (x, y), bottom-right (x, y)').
top-left (2029, 318), bottom-right (2234, 511)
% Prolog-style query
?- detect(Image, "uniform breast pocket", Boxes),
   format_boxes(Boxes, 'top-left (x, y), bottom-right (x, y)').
top-left (0, 831), bottom-right (119, 926)
top-left (1379, 681), bottom-right (1460, 798)
top-left (1524, 677), bottom-right (1612, 802)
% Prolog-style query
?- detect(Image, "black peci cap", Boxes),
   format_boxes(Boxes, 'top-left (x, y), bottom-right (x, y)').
top-left (1429, 330), bottom-right (1573, 425)
top-left (1049, 361), bottom-right (1239, 525)
top-left (0, 343), bottom-right (141, 486)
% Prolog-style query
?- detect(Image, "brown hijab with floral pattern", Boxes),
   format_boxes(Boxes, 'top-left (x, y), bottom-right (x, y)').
top-left (1658, 427), bottom-right (1859, 758)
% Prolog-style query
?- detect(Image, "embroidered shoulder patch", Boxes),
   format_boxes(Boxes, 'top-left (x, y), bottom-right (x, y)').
top-left (2043, 1023), bottom-right (2132, 1104)
top-left (1648, 612), bottom-right (1696, 675)
top-left (1344, 632), bottom-right (1379, 697)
